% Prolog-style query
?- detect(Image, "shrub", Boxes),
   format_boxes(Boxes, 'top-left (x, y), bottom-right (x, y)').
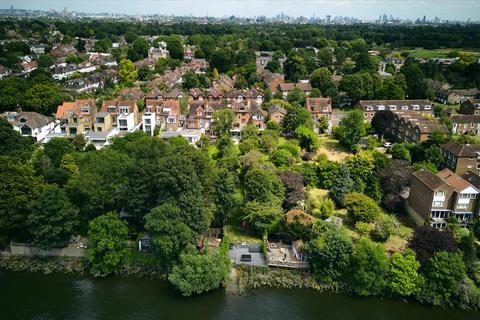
top-left (344, 193), bottom-right (381, 223)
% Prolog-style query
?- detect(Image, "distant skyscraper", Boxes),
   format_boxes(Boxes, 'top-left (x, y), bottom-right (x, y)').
top-left (326, 15), bottom-right (331, 24)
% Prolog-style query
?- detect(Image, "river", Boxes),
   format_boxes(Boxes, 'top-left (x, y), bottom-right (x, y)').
top-left (0, 270), bottom-right (478, 320)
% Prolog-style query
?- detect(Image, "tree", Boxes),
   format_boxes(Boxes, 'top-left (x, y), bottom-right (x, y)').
top-left (408, 226), bottom-right (457, 266)
top-left (329, 165), bottom-right (355, 206)
top-left (118, 59), bottom-right (137, 85)
top-left (387, 250), bottom-right (421, 297)
top-left (124, 31), bottom-right (138, 44)
top-left (67, 149), bottom-right (132, 217)
top-left (169, 250), bottom-right (230, 296)
top-left (25, 82), bottom-right (61, 114)
top-left (339, 74), bottom-right (365, 103)
top-left (212, 109), bottom-right (235, 137)
top-left (310, 67), bottom-right (333, 93)
top-left (60, 153), bottom-right (79, 178)
top-left (344, 192), bottom-right (381, 223)
top-left (44, 137), bottom-right (74, 167)
top-left (244, 167), bottom-right (285, 204)
top-left (390, 144), bottom-right (411, 162)
top-left (165, 37), bottom-right (184, 60)
top-left (37, 54), bottom-right (55, 68)
top-left (137, 64), bottom-right (152, 81)
top-left (371, 110), bottom-right (395, 139)
top-left (277, 171), bottom-right (305, 210)
top-left (282, 104), bottom-right (314, 134)
top-left (335, 110), bottom-right (365, 152)
top-left (295, 125), bottom-right (319, 153)
top-left (350, 238), bottom-right (388, 296)
top-left (0, 118), bottom-right (32, 156)
top-left (27, 185), bottom-right (78, 249)
top-left (317, 158), bottom-right (340, 189)
top-left (144, 203), bottom-right (195, 265)
top-left (284, 55), bottom-right (307, 82)
top-left (131, 37), bottom-right (149, 60)
top-left (182, 71), bottom-right (199, 90)
top-left (210, 48), bottom-right (233, 73)
top-left (72, 134), bottom-right (86, 151)
top-left (307, 196), bottom-right (335, 219)
top-left (308, 227), bottom-right (353, 283)
top-left (0, 157), bottom-right (43, 243)
top-left (94, 38), bottom-right (112, 53)
top-left (417, 252), bottom-right (466, 305)
top-left (380, 160), bottom-right (412, 211)
top-left (86, 212), bottom-right (129, 277)
top-left (317, 48), bottom-right (334, 68)
top-left (354, 52), bottom-right (378, 73)
top-left (243, 200), bottom-right (283, 235)
top-left (0, 77), bottom-right (29, 112)
top-left (401, 61), bottom-right (428, 99)
top-left (213, 169), bottom-right (239, 226)
top-left (271, 149), bottom-right (292, 167)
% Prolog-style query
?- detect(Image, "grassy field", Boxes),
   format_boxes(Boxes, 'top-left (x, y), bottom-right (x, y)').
top-left (317, 135), bottom-right (351, 162)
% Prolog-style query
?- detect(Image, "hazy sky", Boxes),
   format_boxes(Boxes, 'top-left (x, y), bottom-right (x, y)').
top-left (4, 0), bottom-right (480, 21)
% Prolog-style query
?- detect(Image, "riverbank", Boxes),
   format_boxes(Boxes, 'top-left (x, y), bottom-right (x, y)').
top-left (0, 255), bottom-right (167, 279)
top-left (235, 265), bottom-right (344, 295)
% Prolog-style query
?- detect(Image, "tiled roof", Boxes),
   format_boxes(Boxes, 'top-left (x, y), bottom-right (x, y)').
top-left (450, 114), bottom-right (480, 124)
top-left (412, 168), bottom-right (445, 190)
top-left (437, 168), bottom-right (475, 192)
top-left (441, 143), bottom-right (480, 157)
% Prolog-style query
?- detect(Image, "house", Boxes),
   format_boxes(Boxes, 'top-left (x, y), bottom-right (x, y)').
top-left (449, 115), bottom-right (480, 135)
top-left (261, 70), bottom-right (284, 92)
top-left (56, 99), bottom-right (97, 136)
top-left (85, 128), bottom-right (119, 150)
top-left (144, 99), bottom-right (181, 131)
top-left (20, 61), bottom-right (37, 73)
top-left (30, 44), bottom-right (47, 55)
top-left (229, 99), bottom-right (265, 134)
top-left (358, 100), bottom-right (434, 121)
top-left (306, 97), bottom-right (332, 121)
top-left (94, 112), bottom-right (114, 133)
top-left (118, 87), bottom-right (146, 100)
top-left (186, 101), bottom-right (223, 133)
top-left (213, 75), bottom-right (234, 92)
top-left (188, 88), bottom-right (205, 101)
top-left (256, 55), bottom-right (272, 72)
top-left (268, 105), bottom-right (287, 125)
top-left (148, 42), bottom-right (169, 60)
top-left (383, 110), bottom-right (449, 143)
top-left (161, 128), bottom-right (204, 145)
top-left (100, 100), bottom-right (139, 132)
top-left (441, 143), bottom-right (480, 176)
top-left (459, 99), bottom-right (480, 115)
top-left (277, 81), bottom-right (312, 99)
top-left (2, 111), bottom-right (57, 142)
top-left (436, 89), bottom-right (480, 105)
top-left (206, 89), bottom-right (224, 101)
top-left (407, 168), bottom-right (479, 229)
top-left (64, 75), bottom-right (103, 93)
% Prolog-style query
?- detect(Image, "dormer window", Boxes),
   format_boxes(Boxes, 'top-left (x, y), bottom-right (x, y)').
top-left (366, 105), bottom-right (374, 111)
top-left (389, 105), bottom-right (397, 110)
top-left (119, 107), bottom-right (129, 114)
top-left (107, 107), bottom-right (116, 113)
top-left (80, 107), bottom-right (90, 114)
top-left (401, 105), bottom-right (408, 110)
top-left (19, 117), bottom-right (27, 123)
top-left (322, 107), bottom-right (328, 112)
top-left (377, 105), bottom-right (385, 111)
top-left (412, 105), bottom-right (420, 110)
top-left (424, 105), bottom-right (432, 110)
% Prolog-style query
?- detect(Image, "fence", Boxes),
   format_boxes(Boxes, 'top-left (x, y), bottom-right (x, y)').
top-left (8, 242), bottom-right (85, 257)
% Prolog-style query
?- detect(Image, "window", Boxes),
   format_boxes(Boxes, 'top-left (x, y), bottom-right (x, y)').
top-left (107, 107), bottom-right (116, 113)
top-left (73, 117), bottom-right (77, 123)
top-left (119, 107), bottom-right (129, 114)
top-left (366, 105), bottom-right (374, 111)
top-left (401, 105), bottom-right (408, 110)
top-left (69, 128), bottom-right (77, 135)
top-left (167, 117), bottom-right (176, 124)
top-left (377, 105), bottom-right (385, 111)
top-left (145, 119), bottom-right (151, 125)
top-left (80, 107), bottom-right (90, 114)
top-left (434, 191), bottom-right (445, 197)
top-left (118, 120), bottom-right (128, 128)
top-left (457, 203), bottom-right (468, 209)
top-left (96, 117), bottom-right (105, 124)
top-left (21, 126), bottom-right (32, 135)
top-left (97, 127), bottom-right (102, 132)
top-left (389, 105), bottom-right (397, 110)
top-left (432, 201), bottom-right (444, 207)
top-left (412, 105), bottom-right (420, 110)
top-left (424, 105), bottom-right (432, 110)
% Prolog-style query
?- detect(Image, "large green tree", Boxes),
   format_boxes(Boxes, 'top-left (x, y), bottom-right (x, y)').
top-left (27, 185), bottom-right (78, 249)
top-left (350, 237), bottom-right (388, 296)
top-left (387, 250), bottom-right (421, 297)
top-left (86, 212), bottom-right (129, 277)
top-left (169, 250), bottom-right (230, 296)
top-left (335, 110), bottom-right (365, 152)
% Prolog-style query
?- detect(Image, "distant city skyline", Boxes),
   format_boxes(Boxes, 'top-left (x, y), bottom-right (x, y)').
top-left (3, 0), bottom-right (479, 21)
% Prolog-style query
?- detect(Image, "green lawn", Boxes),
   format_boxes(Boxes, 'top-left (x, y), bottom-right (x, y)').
top-left (224, 224), bottom-right (262, 244)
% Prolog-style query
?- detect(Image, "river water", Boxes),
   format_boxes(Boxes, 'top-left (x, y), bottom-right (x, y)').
top-left (0, 270), bottom-right (478, 320)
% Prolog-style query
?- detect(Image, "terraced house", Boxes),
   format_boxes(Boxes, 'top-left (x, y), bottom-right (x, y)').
top-left (408, 168), bottom-right (479, 229)
top-left (358, 100), bottom-right (434, 121)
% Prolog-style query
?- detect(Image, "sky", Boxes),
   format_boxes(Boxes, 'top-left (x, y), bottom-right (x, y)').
top-left (3, 0), bottom-right (480, 21)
